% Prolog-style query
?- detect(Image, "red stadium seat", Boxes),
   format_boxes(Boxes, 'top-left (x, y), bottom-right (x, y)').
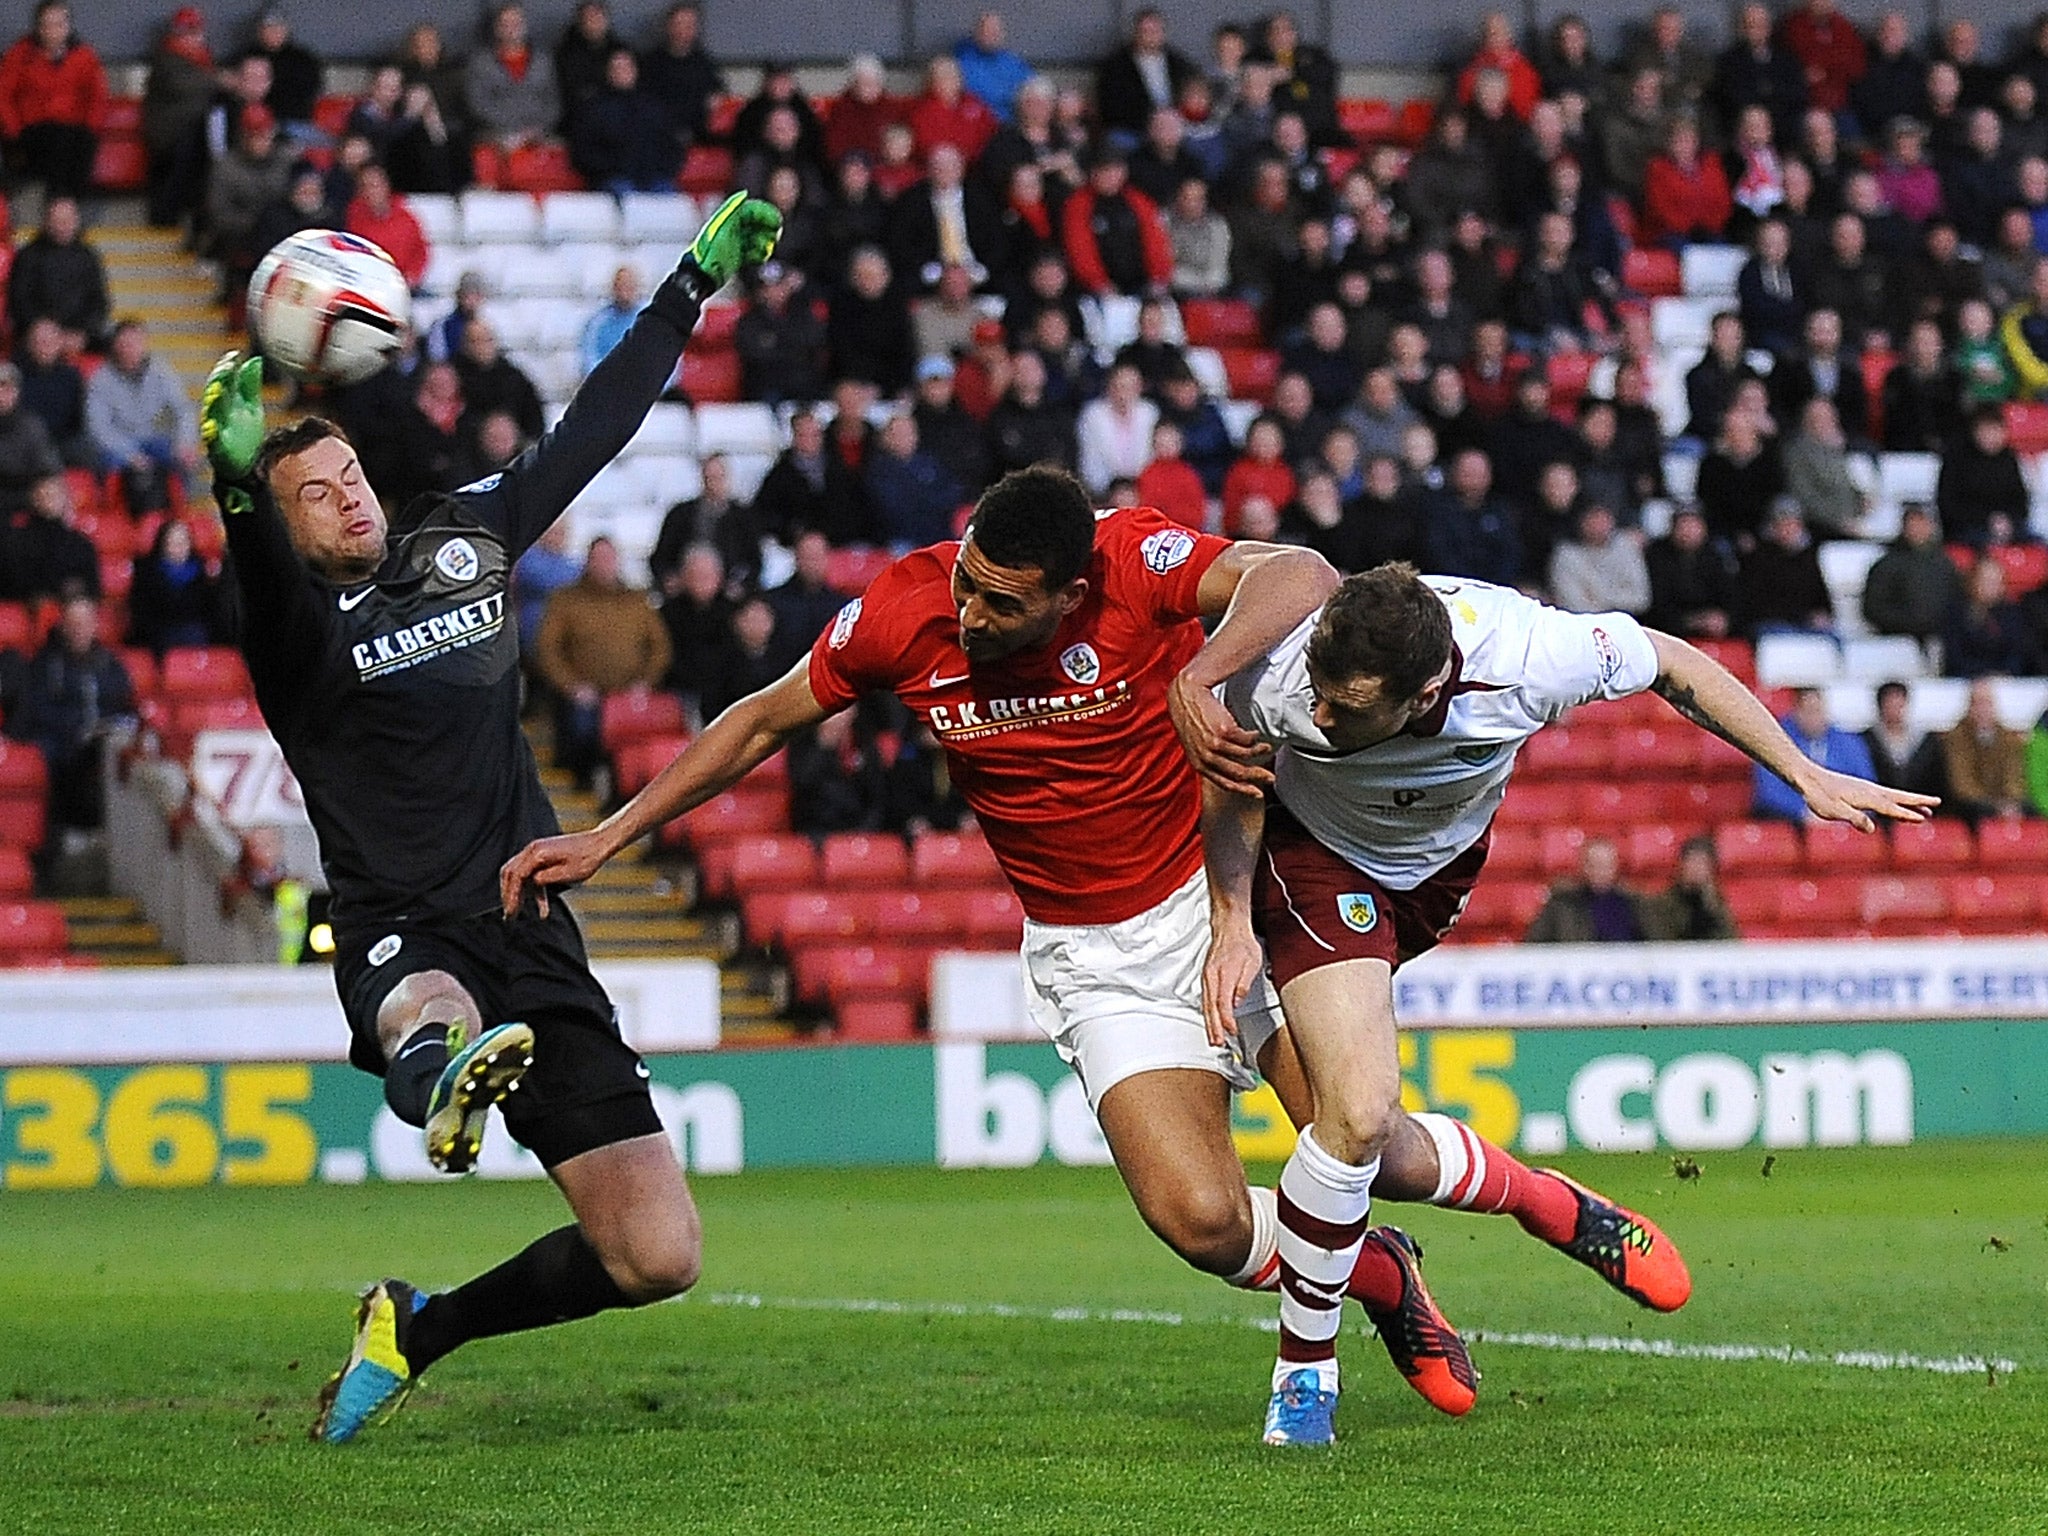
top-left (823, 547), bottom-right (894, 595)
top-left (1770, 877), bottom-right (1862, 929)
top-left (1720, 876), bottom-right (1782, 928)
top-left (504, 143), bottom-right (584, 193)
top-left (0, 741), bottom-right (47, 797)
top-left (1337, 98), bottom-right (1398, 143)
top-left (1804, 820), bottom-right (1889, 871)
top-left (779, 892), bottom-right (869, 947)
top-left (1180, 297), bottom-right (1263, 346)
top-left (1395, 99), bottom-right (1436, 146)
top-left (1493, 781), bottom-right (1580, 824)
top-left (1566, 693), bottom-right (1665, 730)
top-left (1672, 780), bottom-right (1754, 825)
top-left (0, 796), bottom-right (47, 852)
top-left (664, 787), bottom-right (787, 849)
top-left (1623, 248), bottom-right (1681, 296)
top-left (1889, 819), bottom-right (1975, 871)
top-left (1975, 818), bottom-right (2048, 868)
top-left (1715, 820), bottom-right (1803, 873)
top-left (2005, 400), bottom-right (2048, 454)
top-left (1455, 879), bottom-right (1549, 936)
top-left (1611, 724), bottom-right (1700, 777)
top-left (1860, 876), bottom-right (1948, 929)
top-left (963, 887), bottom-right (1024, 943)
top-left (1624, 823), bottom-right (1686, 876)
top-left (1538, 825), bottom-right (1589, 876)
top-left (727, 834), bottom-right (820, 896)
top-left (613, 732), bottom-right (692, 797)
top-left (170, 696), bottom-right (264, 736)
top-left (677, 349), bottom-right (742, 403)
top-left (101, 96), bottom-right (142, 133)
top-left (1518, 725), bottom-right (1611, 779)
top-left (1691, 638), bottom-right (1756, 685)
top-left (599, 689), bottom-right (685, 752)
top-left (1218, 347), bottom-right (1281, 402)
top-left (1546, 350), bottom-right (1595, 408)
top-left (821, 832), bottom-right (909, 887)
top-left (0, 601), bottom-right (31, 653)
top-left (0, 900), bottom-right (66, 958)
top-left (794, 943), bottom-right (919, 1005)
top-left (1693, 732), bottom-right (1754, 782)
top-left (706, 95), bottom-right (745, 136)
top-left (312, 95), bottom-right (356, 137)
top-left (1946, 873), bottom-right (2036, 931)
top-left (0, 845), bottom-right (30, 896)
top-left (1486, 825), bottom-right (1544, 877)
top-left (694, 303), bottom-right (744, 348)
top-left (836, 998), bottom-right (919, 1041)
top-left (1991, 542), bottom-right (2048, 597)
top-left (470, 142), bottom-right (505, 188)
top-left (159, 646), bottom-right (252, 700)
top-left (864, 888), bottom-right (974, 940)
top-left (678, 145), bottom-right (735, 195)
top-left (1577, 780), bottom-right (1686, 824)
top-left (912, 830), bottom-right (1002, 886)
top-left (90, 135), bottom-right (146, 191)
top-left (99, 556), bottom-right (132, 600)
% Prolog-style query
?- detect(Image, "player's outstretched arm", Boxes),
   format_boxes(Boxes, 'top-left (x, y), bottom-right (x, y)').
top-left (1171, 543), bottom-right (1339, 796)
top-left (1200, 781), bottom-right (1268, 1047)
top-left (500, 658), bottom-right (829, 917)
top-left (1646, 630), bottom-right (1940, 831)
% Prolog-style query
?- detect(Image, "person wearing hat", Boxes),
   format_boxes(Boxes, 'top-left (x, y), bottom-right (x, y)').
top-left (143, 6), bottom-right (215, 227)
top-left (249, 8), bottom-right (322, 142)
top-left (204, 102), bottom-right (296, 293)
top-left (912, 353), bottom-right (990, 494)
top-left (1878, 116), bottom-right (1943, 223)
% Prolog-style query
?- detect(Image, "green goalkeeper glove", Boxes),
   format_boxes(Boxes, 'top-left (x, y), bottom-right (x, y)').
top-left (671, 191), bottom-right (783, 304)
top-left (200, 352), bottom-right (266, 494)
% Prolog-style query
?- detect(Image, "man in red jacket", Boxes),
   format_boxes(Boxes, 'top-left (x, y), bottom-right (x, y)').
top-left (1060, 148), bottom-right (1172, 298)
top-left (344, 163), bottom-right (431, 290)
top-left (1778, 0), bottom-right (1867, 117)
top-left (0, 0), bottom-right (108, 198)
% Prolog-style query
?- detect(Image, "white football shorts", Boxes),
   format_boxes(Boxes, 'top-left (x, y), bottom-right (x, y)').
top-left (1020, 868), bottom-right (1283, 1112)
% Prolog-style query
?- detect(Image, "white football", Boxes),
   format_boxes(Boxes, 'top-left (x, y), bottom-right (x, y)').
top-left (247, 229), bottom-right (412, 386)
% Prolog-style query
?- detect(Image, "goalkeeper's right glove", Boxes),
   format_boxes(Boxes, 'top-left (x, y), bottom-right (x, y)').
top-left (200, 352), bottom-right (266, 512)
top-left (664, 191), bottom-right (784, 309)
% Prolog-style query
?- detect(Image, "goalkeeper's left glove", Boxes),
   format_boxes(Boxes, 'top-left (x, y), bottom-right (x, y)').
top-left (665, 191), bottom-right (783, 308)
top-left (200, 351), bottom-right (267, 515)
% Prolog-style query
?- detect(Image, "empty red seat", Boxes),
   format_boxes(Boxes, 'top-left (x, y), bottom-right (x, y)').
top-left (836, 998), bottom-right (918, 1041)
top-left (694, 303), bottom-right (744, 348)
top-left (963, 887), bottom-right (1024, 943)
top-left (1890, 819), bottom-right (1974, 871)
top-left (1716, 820), bottom-right (1803, 872)
top-left (1612, 724), bottom-right (1700, 776)
top-left (1771, 877), bottom-right (1863, 928)
top-left (779, 892), bottom-right (869, 947)
top-left (864, 888), bottom-right (973, 940)
top-left (1337, 97), bottom-right (1398, 142)
top-left (1804, 820), bottom-right (1889, 871)
top-left (1720, 876), bottom-right (1783, 927)
top-left (1991, 542), bottom-right (2048, 597)
top-left (1946, 874), bottom-right (2036, 931)
top-left (90, 135), bottom-right (146, 191)
top-left (0, 798), bottom-right (47, 852)
top-left (0, 846), bottom-right (29, 896)
top-left (1181, 297), bottom-right (1263, 346)
top-left (1577, 781), bottom-right (1685, 823)
top-left (706, 95), bottom-right (744, 136)
top-left (1519, 725), bottom-right (1610, 779)
top-left (613, 732), bottom-right (691, 797)
top-left (159, 646), bottom-right (251, 700)
top-left (1692, 638), bottom-right (1756, 684)
top-left (1860, 876), bottom-right (1948, 928)
top-left (912, 830), bottom-right (1002, 886)
top-left (0, 900), bottom-right (66, 957)
top-left (311, 95), bottom-right (356, 136)
top-left (1218, 347), bottom-right (1281, 402)
top-left (2005, 400), bottom-right (2048, 454)
top-left (727, 834), bottom-right (819, 895)
top-left (678, 144), bottom-right (735, 195)
top-left (600, 689), bottom-right (685, 752)
top-left (1672, 780), bottom-right (1755, 824)
top-left (821, 832), bottom-right (909, 886)
top-left (1455, 879), bottom-right (1548, 935)
top-left (0, 742), bottom-right (46, 797)
top-left (1623, 248), bottom-right (1681, 296)
top-left (1486, 825), bottom-right (1543, 876)
top-left (170, 696), bottom-right (263, 737)
top-left (795, 943), bottom-right (920, 1005)
top-left (1546, 350), bottom-right (1596, 406)
top-left (666, 787), bottom-right (786, 849)
top-left (1975, 818), bottom-right (2048, 868)
top-left (1624, 823), bottom-right (1686, 875)
top-left (0, 601), bottom-right (30, 653)
top-left (677, 348), bottom-right (742, 403)
top-left (1538, 824), bottom-right (1589, 876)
top-left (1396, 99), bottom-right (1436, 146)
top-left (1494, 781), bottom-right (1580, 824)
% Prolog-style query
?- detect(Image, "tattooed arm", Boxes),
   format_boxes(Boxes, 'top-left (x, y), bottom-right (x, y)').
top-left (1646, 631), bottom-right (1939, 831)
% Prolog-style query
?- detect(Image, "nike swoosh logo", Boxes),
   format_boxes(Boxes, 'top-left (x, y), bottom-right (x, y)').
top-left (929, 669), bottom-right (970, 688)
top-left (635, 1063), bottom-right (651, 1079)
top-left (395, 1036), bottom-right (442, 1061)
top-left (338, 587), bottom-right (374, 611)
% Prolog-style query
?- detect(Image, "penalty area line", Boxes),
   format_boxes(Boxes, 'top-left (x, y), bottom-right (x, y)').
top-left (696, 1292), bottom-right (2019, 1378)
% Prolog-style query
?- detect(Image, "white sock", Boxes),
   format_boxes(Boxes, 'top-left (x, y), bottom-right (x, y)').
top-left (1225, 1186), bottom-right (1280, 1289)
top-left (1275, 1125), bottom-right (1379, 1367)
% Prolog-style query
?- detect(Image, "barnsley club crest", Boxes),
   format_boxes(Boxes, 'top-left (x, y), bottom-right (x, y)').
top-left (1060, 643), bottom-right (1101, 685)
top-left (434, 537), bottom-right (480, 583)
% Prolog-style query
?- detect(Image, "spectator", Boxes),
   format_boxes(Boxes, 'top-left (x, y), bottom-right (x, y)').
top-left (142, 6), bottom-right (214, 228)
top-left (1777, 0), bottom-right (1864, 119)
top-left (465, 3), bottom-right (560, 151)
top-left (1944, 559), bottom-right (2037, 678)
top-left (1957, 295), bottom-right (2014, 407)
top-left (511, 518), bottom-right (579, 655)
top-left (553, 0), bottom-right (620, 127)
top-left (1737, 217), bottom-right (1803, 355)
top-left (1403, 247), bottom-right (1476, 366)
top-left (1936, 406), bottom-right (2029, 547)
top-left (1096, 7), bottom-right (1197, 141)
top-left (1456, 12), bottom-right (1542, 123)
top-left (1222, 417), bottom-right (1296, 535)
top-left (1426, 448), bottom-right (1522, 586)
top-left (1076, 363), bottom-right (1159, 495)
top-left (570, 47), bottom-right (679, 194)
top-left (1573, 399), bottom-right (1644, 525)
top-left (247, 8), bottom-right (319, 138)
top-left (1154, 364), bottom-right (1231, 493)
top-left (702, 598), bottom-right (786, 721)
top-left (640, 2), bottom-right (722, 153)
top-left (984, 349), bottom-right (1077, 479)
top-left (0, 472), bottom-right (93, 599)
top-left (1281, 302), bottom-right (1364, 416)
top-left (825, 56), bottom-right (900, 166)
top-left (1684, 310), bottom-right (1757, 440)
top-left (909, 54), bottom-right (998, 162)
top-left (1892, 218), bottom-right (1981, 340)
top-left (1550, 503), bottom-right (1650, 615)
top-left (580, 265), bottom-right (647, 376)
top-left (1863, 678), bottom-right (1947, 798)
top-left (1853, 10), bottom-right (1925, 133)
top-left (1526, 838), bottom-right (1650, 943)
top-left (453, 319), bottom-right (545, 445)
top-left (8, 196), bottom-right (108, 353)
top-left (450, 406), bottom-right (526, 492)
top-left (1781, 397), bottom-right (1865, 538)
top-left (1643, 835), bottom-right (1740, 941)
top-left (979, 74), bottom-right (1084, 198)
top-left (319, 132), bottom-right (375, 223)
top-left (343, 163), bottom-right (429, 290)
top-left (346, 63), bottom-right (457, 196)
top-left (1881, 319), bottom-right (1961, 453)
top-left (534, 536), bottom-right (670, 781)
top-left (1512, 210), bottom-right (1601, 355)
top-left (1740, 499), bottom-right (1834, 635)
top-left (1805, 217), bottom-right (1891, 357)
top-left (1129, 107), bottom-right (1204, 208)
top-left (763, 530), bottom-right (846, 669)
top-left (1877, 116), bottom-right (1942, 225)
top-left (206, 105), bottom-right (296, 293)
top-left (1268, 216), bottom-right (1342, 341)
top-left (1698, 408), bottom-right (1784, 549)
top-left (1523, 459), bottom-right (1586, 575)
top-left (652, 453), bottom-right (757, 593)
top-left (912, 355), bottom-right (990, 495)
top-left (1626, 7), bottom-right (1715, 126)
top-left (85, 322), bottom-right (197, 513)
top-left (828, 246), bottom-right (916, 395)
top-left (1862, 504), bottom-right (1963, 643)
top-left (866, 413), bottom-right (963, 548)
top-left (1489, 373), bottom-right (1578, 513)
top-left (1062, 150), bottom-right (1171, 298)
top-left (1754, 687), bottom-right (1875, 820)
top-left (1134, 421), bottom-right (1208, 531)
top-left (0, 1), bottom-right (106, 199)
top-left (14, 319), bottom-right (92, 469)
top-left (397, 24), bottom-right (474, 168)
top-left (1341, 366), bottom-right (1417, 463)
top-left (1714, 1), bottom-right (1806, 135)
top-left (1647, 505), bottom-right (1740, 638)
top-left (127, 517), bottom-right (230, 654)
top-left (249, 166), bottom-right (337, 285)
top-left (1604, 66), bottom-right (1670, 200)
top-left (1724, 105), bottom-right (1788, 241)
top-left (1537, 12), bottom-right (1600, 103)
top-left (1981, 208), bottom-right (2038, 316)
top-left (1941, 677), bottom-right (2030, 823)
top-left (1404, 111), bottom-right (1497, 240)
top-left (8, 591), bottom-right (132, 834)
top-left (1342, 452), bottom-right (1425, 569)
top-left (1642, 116), bottom-right (1732, 246)
top-left (659, 543), bottom-right (734, 707)
top-left (954, 11), bottom-right (1031, 124)
top-left (730, 263), bottom-right (825, 406)
top-left (424, 271), bottom-right (487, 367)
top-left (890, 144), bottom-right (1006, 292)
top-left (368, 360), bottom-right (467, 508)
top-left (1112, 298), bottom-right (1186, 395)
top-left (1417, 366), bottom-right (1482, 463)
top-left (0, 357), bottom-right (59, 519)
top-left (787, 705), bottom-right (893, 834)
top-left (753, 409), bottom-right (865, 546)
top-left (730, 63), bottom-right (825, 171)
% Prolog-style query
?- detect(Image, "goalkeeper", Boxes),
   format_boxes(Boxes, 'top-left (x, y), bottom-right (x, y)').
top-left (202, 195), bottom-right (781, 1444)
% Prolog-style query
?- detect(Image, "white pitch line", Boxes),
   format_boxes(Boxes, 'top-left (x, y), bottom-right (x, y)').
top-left (697, 1292), bottom-right (2019, 1378)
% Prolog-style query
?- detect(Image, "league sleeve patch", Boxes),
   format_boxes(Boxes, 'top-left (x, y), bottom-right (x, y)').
top-left (827, 598), bottom-right (863, 650)
top-left (1141, 528), bottom-right (1197, 574)
top-left (1591, 625), bottom-right (1623, 690)
top-left (455, 473), bottom-right (503, 495)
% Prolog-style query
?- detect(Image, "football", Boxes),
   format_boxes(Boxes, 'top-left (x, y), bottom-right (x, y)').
top-left (245, 229), bottom-right (412, 386)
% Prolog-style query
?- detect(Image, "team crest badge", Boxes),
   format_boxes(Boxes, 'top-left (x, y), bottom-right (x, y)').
top-left (1060, 643), bottom-right (1101, 685)
top-left (434, 538), bottom-right (480, 582)
top-left (1454, 743), bottom-right (1500, 765)
top-left (1336, 893), bottom-right (1379, 934)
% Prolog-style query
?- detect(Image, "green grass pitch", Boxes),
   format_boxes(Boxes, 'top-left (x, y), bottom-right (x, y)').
top-left (5, 1141), bottom-right (2047, 1534)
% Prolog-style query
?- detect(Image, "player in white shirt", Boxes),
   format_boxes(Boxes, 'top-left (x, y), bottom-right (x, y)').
top-left (1201, 565), bottom-right (1938, 1446)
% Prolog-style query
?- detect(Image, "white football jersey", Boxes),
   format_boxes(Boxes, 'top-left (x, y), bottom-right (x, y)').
top-left (1224, 577), bottom-right (1660, 890)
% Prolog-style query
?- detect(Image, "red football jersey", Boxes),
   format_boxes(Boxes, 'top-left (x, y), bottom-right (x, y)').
top-left (809, 506), bottom-right (1229, 926)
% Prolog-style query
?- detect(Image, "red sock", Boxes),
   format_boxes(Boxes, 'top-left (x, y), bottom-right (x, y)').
top-left (1413, 1113), bottom-right (1579, 1246)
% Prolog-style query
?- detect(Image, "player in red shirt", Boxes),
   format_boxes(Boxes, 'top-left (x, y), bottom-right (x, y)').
top-left (502, 468), bottom-right (1480, 1409)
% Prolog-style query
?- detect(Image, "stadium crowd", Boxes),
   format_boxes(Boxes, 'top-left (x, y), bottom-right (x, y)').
top-left (5, 0), bottom-right (2048, 911)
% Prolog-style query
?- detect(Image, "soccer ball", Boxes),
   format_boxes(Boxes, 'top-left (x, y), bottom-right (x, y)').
top-left (246, 229), bottom-right (412, 386)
